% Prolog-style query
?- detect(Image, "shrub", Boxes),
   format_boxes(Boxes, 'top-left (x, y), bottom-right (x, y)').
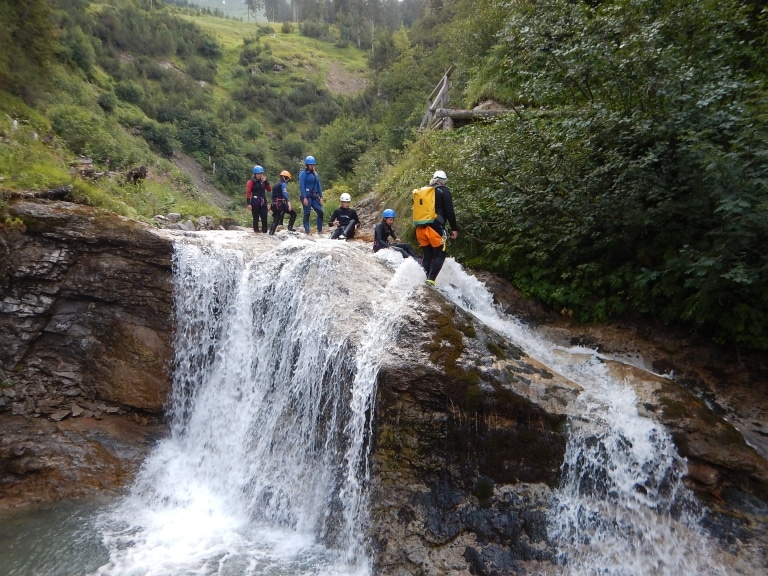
top-left (97, 91), bottom-right (117, 113)
top-left (114, 80), bottom-right (144, 105)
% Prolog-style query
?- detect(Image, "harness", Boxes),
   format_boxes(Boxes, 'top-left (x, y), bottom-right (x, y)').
top-left (249, 178), bottom-right (268, 207)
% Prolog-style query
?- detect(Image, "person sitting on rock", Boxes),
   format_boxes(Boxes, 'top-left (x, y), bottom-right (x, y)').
top-left (373, 209), bottom-right (421, 259)
top-left (328, 193), bottom-right (360, 240)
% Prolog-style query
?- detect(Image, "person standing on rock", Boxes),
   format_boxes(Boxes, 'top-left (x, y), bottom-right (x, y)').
top-left (373, 209), bottom-right (421, 260)
top-left (269, 170), bottom-right (298, 235)
top-left (299, 156), bottom-right (324, 235)
top-left (415, 170), bottom-right (458, 286)
top-left (246, 165), bottom-right (271, 233)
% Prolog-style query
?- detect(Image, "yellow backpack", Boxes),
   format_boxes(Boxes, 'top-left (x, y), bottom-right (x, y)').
top-left (412, 186), bottom-right (437, 225)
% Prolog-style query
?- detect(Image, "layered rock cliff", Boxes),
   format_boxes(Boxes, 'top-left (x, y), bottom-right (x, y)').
top-left (0, 199), bottom-right (172, 506)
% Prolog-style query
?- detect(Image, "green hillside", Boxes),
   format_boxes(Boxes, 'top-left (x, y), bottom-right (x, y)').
top-left (0, 0), bottom-right (372, 225)
top-left (3, 0), bottom-right (768, 351)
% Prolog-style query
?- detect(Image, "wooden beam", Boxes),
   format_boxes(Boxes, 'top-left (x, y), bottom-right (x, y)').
top-left (434, 108), bottom-right (511, 120)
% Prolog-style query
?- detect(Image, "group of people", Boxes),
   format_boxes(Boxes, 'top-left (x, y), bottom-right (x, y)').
top-left (245, 156), bottom-right (319, 236)
top-left (246, 158), bottom-right (458, 285)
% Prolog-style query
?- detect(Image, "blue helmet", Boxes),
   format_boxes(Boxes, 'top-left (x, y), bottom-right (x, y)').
top-left (383, 209), bottom-right (396, 218)
top-left (252, 165), bottom-right (264, 174)
top-left (304, 156), bottom-right (316, 165)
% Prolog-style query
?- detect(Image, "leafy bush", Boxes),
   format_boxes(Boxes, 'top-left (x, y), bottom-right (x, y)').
top-left (141, 120), bottom-right (175, 157)
top-left (115, 80), bottom-right (144, 105)
top-left (97, 91), bottom-right (118, 113)
top-left (419, 0), bottom-right (768, 350)
top-left (239, 45), bottom-right (262, 67)
top-left (213, 154), bottom-right (249, 190)
top-left (48, 104), bottom-right (151, 168)
top-left (187, 57), bottom-right (216, 84)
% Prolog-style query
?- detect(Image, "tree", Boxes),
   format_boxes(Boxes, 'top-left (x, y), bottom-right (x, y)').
top-left (442, 0), bottom-right (768, 349)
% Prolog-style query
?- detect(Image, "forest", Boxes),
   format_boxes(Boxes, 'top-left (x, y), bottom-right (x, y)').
top-left (1, 0), bottom-right (767, 351)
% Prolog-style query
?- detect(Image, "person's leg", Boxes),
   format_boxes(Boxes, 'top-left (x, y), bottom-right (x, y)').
top-left (268, 205), bottom-right (279, 235)
top-left (287, 209), bottom-right (297, 231)
top-left (313, 200), bottom-right (324, 233)
top-left (394, 243), bottom-right (420, 259)
top-left (303, 204), bottom-right (311, 233)
top-left (391, 246), bottom-right (409, 258)
top-left (330, 226), bottom-right (343, 239)
top-left (427, 250), bottom-right (446, 281)
top-left (421, 244), bottom-right (435, 276)
top-left (259, 204), bottom-right (268, 233)
top-left (342, 221), bottom-right (355, 238)
top-left (251, 205), bottom-right (260, 232)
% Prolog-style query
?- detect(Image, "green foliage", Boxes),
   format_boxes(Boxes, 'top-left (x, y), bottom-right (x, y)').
top-left (48, 104), bottom-right (151, 168)
top-left (299, 21), bottom-right (335, 42)
top-left (63, 26), bottom-right (97, 73)
top-left (0, 0), bottom-right (58, 102)
top-left (314, 114), bottom-right (376, 184)
top-left (418, 0), bottom-right (768, 350)
top-left (97, 91), bottom-right (118, 113)
top-left (115, 81), bottom-right (145, 105)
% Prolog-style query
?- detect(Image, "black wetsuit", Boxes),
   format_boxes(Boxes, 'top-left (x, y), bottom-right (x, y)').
top-left (373, 220), bottom-right (420, 259)
top-left (247, 177), bottom-right (271, 233)
top-left (328, 207), bottom-right (360, 239)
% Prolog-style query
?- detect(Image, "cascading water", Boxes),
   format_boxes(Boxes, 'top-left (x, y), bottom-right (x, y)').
top-left (92, 233), bottom-right (421, 576)
top-left (432, 262), bottom-right (736, 576)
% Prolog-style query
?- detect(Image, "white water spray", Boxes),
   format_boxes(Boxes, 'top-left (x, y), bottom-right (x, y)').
top-left (93, 234), bottom-right (417, 576)
top-left (431, 260), bottom-right (733, 576)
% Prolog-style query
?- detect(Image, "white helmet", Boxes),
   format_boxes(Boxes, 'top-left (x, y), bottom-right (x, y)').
top-left (433, 170), bottom-right (447, 180)
top-left (340, 193), bottom-right (351, 202)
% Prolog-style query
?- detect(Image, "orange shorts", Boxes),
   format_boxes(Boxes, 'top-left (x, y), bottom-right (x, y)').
top-left (415, 225), bottom-right (443, 248)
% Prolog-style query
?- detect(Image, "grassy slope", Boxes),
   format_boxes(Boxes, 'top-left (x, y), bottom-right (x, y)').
top-left (1, 11), bottom-right (369, 226)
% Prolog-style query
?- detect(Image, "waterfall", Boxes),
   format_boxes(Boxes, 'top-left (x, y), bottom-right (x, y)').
top-left (87, 230), bottom-right (740, 576)
top-left (93, 234), bottom-right (420, 576)
top-left (431, 261), bottom-right (732, 576)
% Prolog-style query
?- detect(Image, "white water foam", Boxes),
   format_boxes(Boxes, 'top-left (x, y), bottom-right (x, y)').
top-left (430, 258), bottom-right (733, 576)
top-left (93, 234), bottom-right (417, 576)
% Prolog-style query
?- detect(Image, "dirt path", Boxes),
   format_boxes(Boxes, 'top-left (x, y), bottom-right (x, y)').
top-left (172, 152), bottom-right (232, 210)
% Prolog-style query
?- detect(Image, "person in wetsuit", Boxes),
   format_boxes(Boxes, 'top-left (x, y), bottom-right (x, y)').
top-left (246, 165), bottom-right (271, 233)
top-left (328, 193), bottom-right (360, 239)
top-left (269, 170), bottom-right (297, 235)
top-left (299, 156), bottom-right (323, 235)
top-left (373, 209), bottom-right (420, 260)
top-left (415, 170), bottom-right (458, 286)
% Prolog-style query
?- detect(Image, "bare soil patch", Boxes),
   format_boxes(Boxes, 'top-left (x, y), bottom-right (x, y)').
top-left (325, 63), bottom-right (367, 96)
top-left (172, 152), bottom-right (232, 210)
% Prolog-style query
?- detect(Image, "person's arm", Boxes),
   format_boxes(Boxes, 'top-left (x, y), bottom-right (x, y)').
top-left (264, 179), bottom-right (271, 192)
top-left (316, 173), bottom-right (323, 204)
top-left (352, 210), bottom-right (360, 227)
top-left (373, 222), bottom-right (388, 248)
top-left (299, 171), bottom-right (309, 205)
top-left (329, 209), bottom-right (341, 226)
top-left (245, 179), bottom-right (253, 209)
top-left (281, 182), bottom-right (289, 202)
top-left (441, 187), bottom-right (458, 238)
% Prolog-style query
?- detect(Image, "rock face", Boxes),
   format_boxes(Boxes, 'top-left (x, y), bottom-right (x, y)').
top-left (0, 199), bottom-right (173, 506)
top-left (370, 299), bottom-right (576, 576)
